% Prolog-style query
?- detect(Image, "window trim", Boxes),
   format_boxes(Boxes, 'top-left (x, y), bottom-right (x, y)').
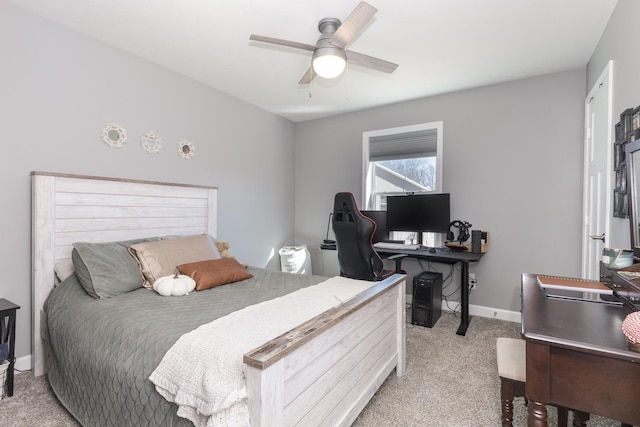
top-left (362, 121), bottom-right (444, 209)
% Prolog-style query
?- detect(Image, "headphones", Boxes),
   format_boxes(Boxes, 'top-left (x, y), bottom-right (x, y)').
top-left (447, 220), bottom-right (472, 243)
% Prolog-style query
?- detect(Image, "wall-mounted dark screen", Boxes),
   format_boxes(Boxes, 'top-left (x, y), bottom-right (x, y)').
top-left (360, 210), bottom-right (389, 243)
top-left (386, 193), bottom-right (450, 233)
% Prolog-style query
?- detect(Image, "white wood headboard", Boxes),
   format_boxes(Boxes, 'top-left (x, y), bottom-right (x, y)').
top-left (31, 172), bottom-right (218, 376)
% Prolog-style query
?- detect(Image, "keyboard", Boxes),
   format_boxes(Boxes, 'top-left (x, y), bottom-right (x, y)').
top-left (374, 242), bottom-right (420, 250)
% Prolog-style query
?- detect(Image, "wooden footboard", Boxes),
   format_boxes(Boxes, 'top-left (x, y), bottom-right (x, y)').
top-left (244, 274), bottom-right (406, 427)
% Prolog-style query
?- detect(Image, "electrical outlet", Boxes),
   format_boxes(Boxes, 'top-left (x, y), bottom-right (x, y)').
top-left (469, 273), bottom-right (477, 290)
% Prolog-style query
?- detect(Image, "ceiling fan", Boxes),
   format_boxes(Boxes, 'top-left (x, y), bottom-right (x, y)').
top-left (249, 1), bottom-right (398, 84)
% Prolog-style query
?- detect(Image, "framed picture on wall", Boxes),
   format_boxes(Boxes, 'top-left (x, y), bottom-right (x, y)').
top-left (616, 122), bottom-right (623, 143)
top-left (615, 142), bottom-right (627, 171)
top-left (614, 190), bottom-right (629, 218)
top-left (622, 108), bottom-right (634, 139)
top-left (612, 106), bottom-right (640, 219)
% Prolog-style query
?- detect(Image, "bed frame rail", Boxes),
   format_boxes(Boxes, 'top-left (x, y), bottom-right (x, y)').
top-left (32, 171), bottom-right (406, 427)
top-left (244, 274), bottom-right (406, 427)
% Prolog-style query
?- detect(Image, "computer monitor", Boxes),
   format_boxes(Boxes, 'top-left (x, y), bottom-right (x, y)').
top-left (386, 193), bottom-right (451, 234)
top-left (360, 210), bottom-right (389, 243)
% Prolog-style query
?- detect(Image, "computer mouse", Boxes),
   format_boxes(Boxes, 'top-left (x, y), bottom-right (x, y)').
top-left (428, 247), bottom-right (436, 253)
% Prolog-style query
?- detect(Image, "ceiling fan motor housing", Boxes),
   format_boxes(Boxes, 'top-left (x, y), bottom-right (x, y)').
top-left (312, 17), bottom-right (347, 78)
top-left (318, 17), bottom-right (342, 37)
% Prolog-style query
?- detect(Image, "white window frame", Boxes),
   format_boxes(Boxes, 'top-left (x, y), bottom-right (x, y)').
top-left (362, 121), bottom-right (444, 209)
top-left (362, 121), bottom-right (444, 246)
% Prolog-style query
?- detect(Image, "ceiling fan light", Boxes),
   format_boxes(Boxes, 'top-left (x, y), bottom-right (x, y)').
top-left (312, 48), bottom-right (346, 79)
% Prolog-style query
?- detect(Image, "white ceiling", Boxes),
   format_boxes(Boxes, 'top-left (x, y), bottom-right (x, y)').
top-left (9, 0), bottom-right (618, 122)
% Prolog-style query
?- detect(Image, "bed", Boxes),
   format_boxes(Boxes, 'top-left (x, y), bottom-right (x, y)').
top-left (31, 171), bottom-right (406, 426)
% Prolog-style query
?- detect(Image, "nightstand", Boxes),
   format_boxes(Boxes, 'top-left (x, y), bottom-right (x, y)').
top-left (0, 298), bottom-right (20, 397)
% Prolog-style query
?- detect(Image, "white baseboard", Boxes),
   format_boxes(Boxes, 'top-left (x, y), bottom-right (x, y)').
top-left (467, 304), bottom-right (521, 323)
top-left (408, 294), bottom-right (521, 323)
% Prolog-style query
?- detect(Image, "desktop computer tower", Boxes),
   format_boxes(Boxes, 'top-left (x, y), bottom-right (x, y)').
top-left (412, 271), bottom-right (443, 328)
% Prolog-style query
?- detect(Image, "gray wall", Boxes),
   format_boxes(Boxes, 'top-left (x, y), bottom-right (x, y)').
top-left (295, 69), bottom-right (586, 313)
top-left (1, 2), bottom-right (296, 359)
top-left (587, 0), bottom-right (640, 250)
top-left (2, 0), bottom-right (600, 362)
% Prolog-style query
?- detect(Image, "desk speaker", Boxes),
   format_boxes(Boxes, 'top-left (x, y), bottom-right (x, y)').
top-left (472, 230), bottom-right (482, 253)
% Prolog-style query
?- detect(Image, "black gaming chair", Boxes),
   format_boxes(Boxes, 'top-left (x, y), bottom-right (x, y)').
top-left (332, 192), bottom-right (404, 281)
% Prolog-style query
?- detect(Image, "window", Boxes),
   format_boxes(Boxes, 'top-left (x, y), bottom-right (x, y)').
top-left (362, 122), bottom-right (444, 245)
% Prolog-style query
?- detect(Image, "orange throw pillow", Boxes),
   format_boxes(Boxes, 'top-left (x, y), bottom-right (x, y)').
top-left (178, 258), bottom-right (252, 291)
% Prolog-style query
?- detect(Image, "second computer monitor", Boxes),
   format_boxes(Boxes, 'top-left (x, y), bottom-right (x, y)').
top-left (386, 193), bottom-right (451, 234)
top-left (360, 210), bottom-right (389, 243)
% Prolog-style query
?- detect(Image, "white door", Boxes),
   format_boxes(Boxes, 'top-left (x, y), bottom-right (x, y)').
top-left (581, 62), bottom-right (613, 279)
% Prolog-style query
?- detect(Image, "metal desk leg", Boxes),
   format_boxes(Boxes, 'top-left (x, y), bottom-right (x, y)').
top-left (7, 310), bottom-right (16, 396)
top-left (456, 261), bottom-right (471, 335)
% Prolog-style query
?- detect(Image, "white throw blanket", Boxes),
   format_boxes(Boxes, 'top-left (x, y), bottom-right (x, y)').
top-left (150, 276), bottom-right (374, 427)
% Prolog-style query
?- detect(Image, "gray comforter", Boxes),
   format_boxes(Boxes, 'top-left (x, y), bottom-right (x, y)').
top-left (44, 267), bottom-right (327, 427)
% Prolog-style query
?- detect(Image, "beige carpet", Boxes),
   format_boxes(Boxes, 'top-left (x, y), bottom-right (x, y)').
top-left (0, 312), bottom-right (623, 426)
top-left (354, 313), bottom-right (620, 426)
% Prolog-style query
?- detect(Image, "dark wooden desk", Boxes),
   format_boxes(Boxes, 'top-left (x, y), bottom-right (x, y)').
top-left (376, 247), bottom-right (483, 335)
top-left (521, 273), bottom-right (640, 426)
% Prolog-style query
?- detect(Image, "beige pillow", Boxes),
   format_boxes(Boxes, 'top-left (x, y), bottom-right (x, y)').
top-left (178, 257), bottom-right (252, 291)
top-left (54, 259), bottom-right (75, 284)
top-left (129, 234), bottom-right (220, 288)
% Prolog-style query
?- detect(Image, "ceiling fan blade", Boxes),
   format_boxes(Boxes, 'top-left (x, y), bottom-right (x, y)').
top-left (249, 34), bottom-right (316, 52)
top-left (298, 67), bottom-right (317, 85)
top-left (346, 50), bottom-right (398, 74)
top-left (330, 1), bottom-right (377, 48)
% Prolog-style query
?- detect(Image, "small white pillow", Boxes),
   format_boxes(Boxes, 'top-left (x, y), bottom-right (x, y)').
top-left (153, 274), bottom-right (196, 296)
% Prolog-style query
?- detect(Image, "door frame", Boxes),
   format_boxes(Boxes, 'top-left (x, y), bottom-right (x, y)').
top-left (581, 60), bottom-right (614, 278)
